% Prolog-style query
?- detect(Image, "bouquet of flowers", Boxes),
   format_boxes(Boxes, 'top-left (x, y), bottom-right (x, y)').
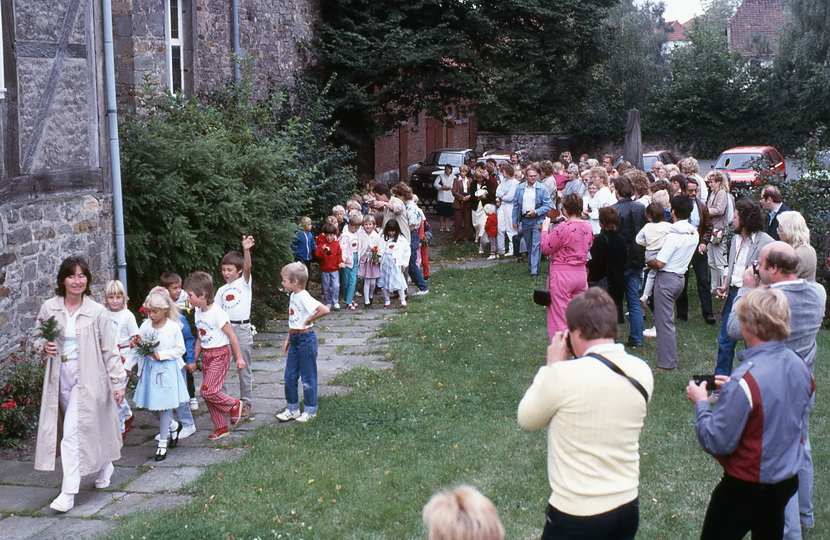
top-left (131, 333), bottom-right (159, 358)
top-left (370, 245), bottom-right (381, 265)
top-left (35, 316), bottom-right (61, 343)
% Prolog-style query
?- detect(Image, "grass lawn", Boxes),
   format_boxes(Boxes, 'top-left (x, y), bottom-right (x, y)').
top-left (111, 244), bottom-right (829, 539)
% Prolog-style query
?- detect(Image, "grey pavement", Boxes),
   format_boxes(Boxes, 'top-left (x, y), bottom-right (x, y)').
top-left (0, 291), bottom-right (399, 539)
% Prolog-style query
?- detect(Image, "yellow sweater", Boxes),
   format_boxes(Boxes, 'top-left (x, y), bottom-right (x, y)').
top-left (518, 343), bottom-right (653, 516)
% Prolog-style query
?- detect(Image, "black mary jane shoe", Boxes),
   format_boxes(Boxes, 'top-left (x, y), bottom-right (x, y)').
top-left (154, 446), bottom-right (168, 461)
top-left (169, 423), bottom-right (183, 448)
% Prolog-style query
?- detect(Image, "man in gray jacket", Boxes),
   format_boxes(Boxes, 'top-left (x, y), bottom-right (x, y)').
top-left (727, 242), bottom-right (825, 539)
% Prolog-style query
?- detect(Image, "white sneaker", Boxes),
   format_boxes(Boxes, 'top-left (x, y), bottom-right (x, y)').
top-left (189, 397), bottom-right (198, 411)
top-left (179, 424), bottom-right (197, 439)
top-left (643, 326), bottom-right (657, 338)
top-left (50, 492), bottom-right (75, 513)
top-left (487, 254), bottom-right (497, 260)
top-left (411, 289), bottom-right (429, 296)
top-left (296, 412), bottom-right (316, 423)
top-left (276, 408), bottom-right (301, 422)
top-left (333, 303), bottom-right (341, 310)
top-left (94, 462), bottom-right (114, 489)
top-left (155, 420), bottom-right (179, 441)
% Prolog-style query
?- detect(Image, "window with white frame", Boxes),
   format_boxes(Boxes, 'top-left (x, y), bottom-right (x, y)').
top-left (166, 0), bottom-right (183, 93)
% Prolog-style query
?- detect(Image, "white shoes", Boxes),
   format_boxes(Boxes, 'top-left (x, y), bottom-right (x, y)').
top-left (643, 326), bottom-right (657, 338)
top-left (296, 412), bottom-right (316, 423)
top-left (94, 462), bottom-right (114, 489)
top-left (276, 408), bottom-right (301, 422)
top-left (50, 492), bottom-right (75, 513)
top-left (189, 397), bottom-right (199, 411)
top-left (487, 254), bottom-right (497, 260)
top-left (179, 424), bottom-right (197, 439)
top-left (333, 303), bottom-right (341, 310)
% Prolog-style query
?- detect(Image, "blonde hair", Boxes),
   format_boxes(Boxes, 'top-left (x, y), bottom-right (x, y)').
top-left (735, 287), bottom-right (790, 342)
top-left (104, 280), bottom-right (128, 308)
top-left (589, 166), bottom-right (608, 186)
top-left (706, 170), bottom-right (729, 192)
top-left (776, 211), bottom-right (810, 248)
top-left (299, 216), bottom-right (312, 226)
top-left (348, 210), bottom-right (364, 226)
top-left (332, 205), bottom-right (346, 215)
top-left (363, 213), bottom-right (376, 225)
top-left (281, 261), bottom-right (308, 288)
top-left (422, 485), bottom-right (505, 540)
top-left (652, 189), bottom-right (670, 208)
top-left (483, 204), bottom-right (496, 215)
top-left (143, 286), bottom-right (182, 326)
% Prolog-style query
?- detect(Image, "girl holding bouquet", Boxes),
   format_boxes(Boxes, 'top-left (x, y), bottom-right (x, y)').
top-left (377, 220), bottom-right (410, 308)
top-left (358, 214), bottom-right (382, 308)
top-left (132, 287), bottom-right (188, 461)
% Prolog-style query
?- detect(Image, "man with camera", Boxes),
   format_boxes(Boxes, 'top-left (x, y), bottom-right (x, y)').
top-left (518, 288), bottom-right (653, 539)
top-left (726, 241), bottom-right (824, 539)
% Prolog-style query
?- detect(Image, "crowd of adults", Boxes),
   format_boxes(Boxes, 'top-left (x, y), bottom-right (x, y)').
top-left (436, 150), bottom-right (823, 539)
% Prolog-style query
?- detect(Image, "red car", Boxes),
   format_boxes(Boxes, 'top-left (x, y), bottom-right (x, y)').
top-left (714, 146), bottom-right (786, 189)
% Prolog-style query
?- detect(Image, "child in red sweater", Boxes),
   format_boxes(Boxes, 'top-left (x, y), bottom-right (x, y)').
top-left (313, 223), bottom-right (345, 309)
top-left (484, 203), bottom-right (499, 259)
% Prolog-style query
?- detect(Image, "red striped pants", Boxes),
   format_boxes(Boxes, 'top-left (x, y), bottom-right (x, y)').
top-left (200, 345), bottom-right (236, 429)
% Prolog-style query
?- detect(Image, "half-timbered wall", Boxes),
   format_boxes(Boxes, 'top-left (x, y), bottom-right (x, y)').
top-left (0, 0), bottom-right (114, 352)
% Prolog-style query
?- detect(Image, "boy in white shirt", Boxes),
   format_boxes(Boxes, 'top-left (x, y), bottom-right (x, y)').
top-left (217, 236), bottom-right (255, 417)
top-left (276, 262), bottom-right (330, 423)
top-left (184, 271), bottom-right (246, 441)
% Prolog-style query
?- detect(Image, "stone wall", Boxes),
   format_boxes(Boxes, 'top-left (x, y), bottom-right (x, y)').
top-left (1, 0), bottom-right (114, 353)
top-left (111, 0), bottom-right (168, 108)
top-left (476, 132), bottom-right (570, 161)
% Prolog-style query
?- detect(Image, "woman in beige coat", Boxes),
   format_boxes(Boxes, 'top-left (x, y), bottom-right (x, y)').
top-left (35, 256), bottom-right (127, 513)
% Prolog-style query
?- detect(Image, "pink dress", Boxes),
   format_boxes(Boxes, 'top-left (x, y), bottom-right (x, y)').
top-left (541, 220), bottom-right (594, 337)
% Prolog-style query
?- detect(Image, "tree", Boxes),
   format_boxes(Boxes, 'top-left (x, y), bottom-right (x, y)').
top-left (776, 0), bottom-right (830, 139)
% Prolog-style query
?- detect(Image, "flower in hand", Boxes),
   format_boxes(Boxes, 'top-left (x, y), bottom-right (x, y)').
top-left (36, 316), bottom-right (62, 343)
top-left (132, 333), bottom-right (160, 357)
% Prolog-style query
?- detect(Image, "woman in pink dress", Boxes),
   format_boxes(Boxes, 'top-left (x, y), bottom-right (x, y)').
top-left (540, 193), bottom-right (594, 337)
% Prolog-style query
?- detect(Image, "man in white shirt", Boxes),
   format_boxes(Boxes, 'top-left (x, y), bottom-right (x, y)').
top-left (647, 194), bottom-right (698, 370)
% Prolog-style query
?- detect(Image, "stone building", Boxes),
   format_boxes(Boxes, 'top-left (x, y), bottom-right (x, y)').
top-left (0, 0), bottom-right (318, 353)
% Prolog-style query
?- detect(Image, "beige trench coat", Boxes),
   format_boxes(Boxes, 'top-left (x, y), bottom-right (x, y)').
top-left (34, 296), bottom-right (127, 475)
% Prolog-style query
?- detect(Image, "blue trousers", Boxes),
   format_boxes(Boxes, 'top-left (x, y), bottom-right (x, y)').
top-left (322, 271), bottom-right (339, 305)
top-left (716, 287), bottom-right (739, 375)
top-left (284, 331), bottom-right (318, 415)
top-left (520, 217), bottom-right (543, 275)
top-left (624, 268), bottom-right (644, 345)
top-left (340, 254), bottom-right (359, 304)
top-left (408, 230), bottom-right (429, 291)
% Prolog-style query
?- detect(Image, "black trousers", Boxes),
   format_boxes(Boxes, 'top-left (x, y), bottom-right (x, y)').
top-left (542, 498), bottom-right (639, 540)
top-left (677, 250), bottom-right (713, 319)
top-left (700, 474), bottom-right (798, 540)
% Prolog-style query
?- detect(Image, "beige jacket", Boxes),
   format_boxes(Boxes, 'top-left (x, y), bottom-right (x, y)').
top-left (34, 296), bottom-right (127, 475)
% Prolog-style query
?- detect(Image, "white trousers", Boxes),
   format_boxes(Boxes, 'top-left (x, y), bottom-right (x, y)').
top-left (59, 361), bottom-right (111, 494)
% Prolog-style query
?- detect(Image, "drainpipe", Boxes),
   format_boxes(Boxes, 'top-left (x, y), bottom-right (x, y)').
top-left (102, 0), bottom-right (128, 289)
top-left (232, 0), bottom-right (240, 82)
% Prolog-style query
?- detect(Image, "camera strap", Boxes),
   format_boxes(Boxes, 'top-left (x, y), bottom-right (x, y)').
top-left (586, 353), bottom-right (649, 403)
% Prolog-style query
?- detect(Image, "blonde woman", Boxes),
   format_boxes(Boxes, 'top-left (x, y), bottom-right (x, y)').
top-left (423, 485), bottom-right (504, 540)
top-left (706, 170), bottom-right (730, 292)
top-left (777, 211), bottom-right (816, 281)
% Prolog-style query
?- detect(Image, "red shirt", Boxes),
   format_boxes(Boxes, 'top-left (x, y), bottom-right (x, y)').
top-left (485, 213), bottom-right (499, 237)
top-left (314, 238), bottom-right (343, 273)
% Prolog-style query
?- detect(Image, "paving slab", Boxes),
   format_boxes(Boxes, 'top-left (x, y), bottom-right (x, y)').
top-left (148, 447), bottom-right (245, 467)
top-left (123, 466), bottom-right (203, 494)
top-left (0, 486), bottom-right (56, 513)
top-left (47, 490), bottom-right (126, 517)
top-left (0, 516), bottom-right (55, 539)
top-left (0, 461), bottom-right (61, 488)
top-left (28, 516), bottom-right (115, 539)
top-left (98, 492), bottom-right (194, 518)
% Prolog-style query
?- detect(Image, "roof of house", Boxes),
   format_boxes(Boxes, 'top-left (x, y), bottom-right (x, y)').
top-left (666, 19), bottom-right (694, 42)
top-left (728, 0), bottom-right (788, 58)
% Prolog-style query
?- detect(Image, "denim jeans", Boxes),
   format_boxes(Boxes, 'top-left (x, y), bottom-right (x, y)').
top-left (624, 268), bottom-right (644, 344)
top-left (174, 365), bottom-right (195, 428)
top-left (284, 330), bottom-right (319, 415)
top-left (784, 393), bottom-right (815, 539)
top-left (520, 216), bottom-right (543, 274)
top-left (716, 287), bottom-right (739, 375)
top-left (408, 230), bottom-right (429, 291)
top-left (321, 271), bottom-right (339, 305)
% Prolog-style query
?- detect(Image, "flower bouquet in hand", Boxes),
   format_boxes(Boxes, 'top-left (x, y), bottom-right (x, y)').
top-left (36, 316), bottom-right (69, 361)
top-left (370, 245), bottom-right (381, 265)
top-left (131, 333), bottom-right (160, 360)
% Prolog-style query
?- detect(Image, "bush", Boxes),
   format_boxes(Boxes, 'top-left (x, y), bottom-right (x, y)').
top-left (121, 72), bottom-right (357, 302)
top-left (0, 341), bottom-right (47, 447)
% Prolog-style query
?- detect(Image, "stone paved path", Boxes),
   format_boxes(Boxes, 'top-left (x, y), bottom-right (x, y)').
top-left (0, 294), bottom-right (397, 539)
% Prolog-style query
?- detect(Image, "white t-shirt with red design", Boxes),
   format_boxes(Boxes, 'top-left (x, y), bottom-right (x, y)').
top-left (216, 275), bottom-right (252, 321)
top-left (195, 304), bottom-right (231, 348)
top-left (288, 290), bottom-right (323, 330)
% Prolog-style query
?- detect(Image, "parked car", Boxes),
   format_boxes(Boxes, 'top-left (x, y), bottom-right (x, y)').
top-left (481, 148), bottom-right (529, 164)
top-left (713, 146), bottom-right (786, 189)
top-left (410, 148), bottom-right (479, 211)
top-left (642, 150), bottom-right (678, 172)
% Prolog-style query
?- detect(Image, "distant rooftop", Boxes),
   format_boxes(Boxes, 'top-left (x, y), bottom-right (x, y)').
top-left (666, 19), bottom-right (694, 43)
top-left (728, 0), bottom-right (788, 58)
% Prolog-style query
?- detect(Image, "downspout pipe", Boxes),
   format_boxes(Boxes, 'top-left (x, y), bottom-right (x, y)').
top-left (102, 0), bottom-right (128, 289)
top-left (232, 0), bottom-right (240, 83)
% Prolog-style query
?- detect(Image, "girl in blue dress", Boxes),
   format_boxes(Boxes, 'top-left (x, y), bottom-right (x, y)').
top-left (376, 220), bottom-right (410, 308)
top-left (133, 287), bottom-right (188, 460)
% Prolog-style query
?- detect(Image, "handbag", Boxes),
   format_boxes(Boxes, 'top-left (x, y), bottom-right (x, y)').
top-left (533, 272), bottom-right (551, 306)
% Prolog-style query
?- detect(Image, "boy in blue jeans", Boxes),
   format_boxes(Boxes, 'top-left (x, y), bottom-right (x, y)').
top-left (276, 262), bottom-right (330, 423)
